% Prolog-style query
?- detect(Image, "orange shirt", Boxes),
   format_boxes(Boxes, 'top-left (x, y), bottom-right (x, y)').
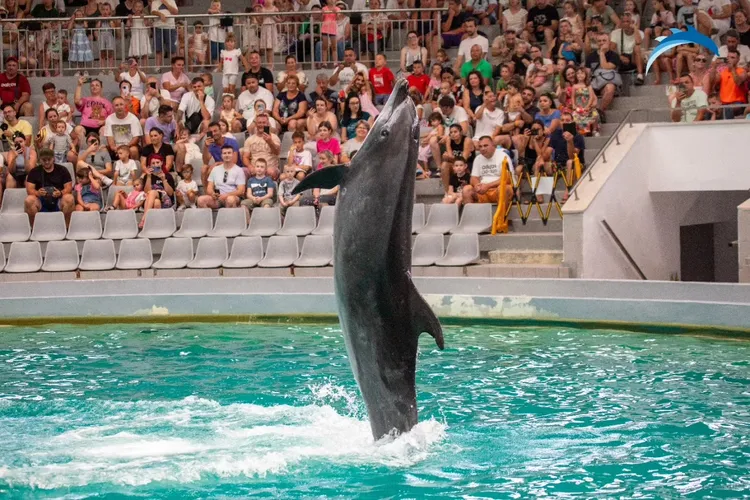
top-left (719, 67), bottom-right (747, 104)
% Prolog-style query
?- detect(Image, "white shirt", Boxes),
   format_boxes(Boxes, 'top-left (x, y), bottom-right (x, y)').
top-left (610, 29), bottom-right (644, 55)
top-left (119, 71), bottom-right (145, 99)
top-left (467, 0), bottom-right (498, 14)
top-left (335, 63), bottom-right (370, 88)
top-left (458, 35), bottom-right (489, 62)
top-left (717, 44), bottom-right (750, 65)
top-left (150, 0), bottom-right (177, 28)
top-left (237, 87), bottom-right (275, 121)
top-left (473, 105), bottom-right (505, 139)
top-left (178, 92), bottom-right (216, 122)
top-left (221, 48), bottom-right (243, 75)
top-left (103, 112), bottom-right (143, 146)
top-left (141, 93), bottom-right (162, 118)
top-left (670, 88), bottom-right (708, 122)
top-left (115, 159), bottom-right (139, 183)
top-left (208, 164), bottom-right (246, 195)
top-left (503, 8), bottom-right (528, 33)
top-left (440, 105), bottom-right (470, 127)
top-left (471, 148), bottom-right (513, 184)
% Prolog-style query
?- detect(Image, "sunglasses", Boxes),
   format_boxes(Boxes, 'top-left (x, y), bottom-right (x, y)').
top-left (223, 171), bottom-right (229, 183)
top-left (695, 58), bottom-right (707, 62)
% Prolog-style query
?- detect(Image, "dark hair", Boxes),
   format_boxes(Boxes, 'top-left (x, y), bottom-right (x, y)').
top-left (438, 96), bottom-right (455, 108)
top-left (285, 55), bottom-right (297, 64)
top-left (191, 76), bottom-right (204, 85)
top-left (292, 131), bottom-right (305, 140)
top-left (478, 135), bottom-right (493, 142)
top-left (522, 85), bottom-right (537, 95)
top-left (149, 127), bottom-right (165, 136)
top-left (44, 107), bottom-right (58, 119)
top-left (158, 104), bottom-right (173, 116)
top-left (466, 70), bottom-right (485, 89)
top-left (453, 155), bottom-right (467, 164)
top-left (428, 111), bottom-right (443, 123)
top-left (208, 121), bottom-right (221, 129)
top-left (42, 82), bottom-right (55, 92)
top-left (464, 16), bottom-right (478, 25)
top-left (449, 123), bottom-right (463, 133)
top-left (171, 56), bottom-right (186, 65)
top-left (244, 74), bottom-right (259, 85)
top-left (318, 120), bottom-right (333, 130)
top-left (343, 93), bottom-right (363, 123)
top-left (220, 144), bottom-right (235, 152)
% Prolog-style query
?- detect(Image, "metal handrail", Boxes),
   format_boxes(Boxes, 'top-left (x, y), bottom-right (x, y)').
top-left (601, 219), bottom-right (647, 280)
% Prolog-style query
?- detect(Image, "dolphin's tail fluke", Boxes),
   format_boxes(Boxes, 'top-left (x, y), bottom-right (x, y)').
top-left (291, 164), bottom-right (349, 196)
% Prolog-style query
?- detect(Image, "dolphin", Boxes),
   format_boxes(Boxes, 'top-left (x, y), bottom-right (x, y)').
top-left (646, 26), bottom-right (719, 74)
top-left (292, 79), bottom-right (444, 440)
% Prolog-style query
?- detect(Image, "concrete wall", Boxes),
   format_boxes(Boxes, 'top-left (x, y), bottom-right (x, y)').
top-left (740, 199), bottom-right (750, 283)
top-left (564, 121), bottom-right (750, 281)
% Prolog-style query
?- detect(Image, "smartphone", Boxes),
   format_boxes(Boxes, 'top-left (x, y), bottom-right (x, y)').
top-left (563, 123), bottom-right (577, 135)
top-left (149, 82), bottom-right (157, 89)
top-left (263, 125), bottom-right (270, 134)
top-left (677, 83), bottom-right (687, 93)
top-left (83, 77), bottom-right (91, 84)
top-left (153, 165), bottom-right (162, 174)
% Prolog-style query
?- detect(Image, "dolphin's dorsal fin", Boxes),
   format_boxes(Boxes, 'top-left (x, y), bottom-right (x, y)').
top-left (291, 164), bottom-right (349, 195)
top-left (408, 276), bottom-right (444, 350)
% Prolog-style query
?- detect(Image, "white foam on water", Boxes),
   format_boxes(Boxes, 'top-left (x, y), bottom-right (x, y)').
top-left (0, 393), bottom-right (447, 490)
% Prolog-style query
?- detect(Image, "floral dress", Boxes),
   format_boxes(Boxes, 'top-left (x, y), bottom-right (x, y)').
top-left (572, 85), bottom-right (599, 134)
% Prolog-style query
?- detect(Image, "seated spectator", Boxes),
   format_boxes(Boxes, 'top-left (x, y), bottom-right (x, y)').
top-left (140, 153), bottom-right (176, 227)
top-left (174, 128), bottom-right (202, 174)
top-left (242, 113), bottom-right (281, 180)
top-left (54, 89), bottom-right (72, 124)
top-left (238, 74), bottom-right (275, 131)
top-left (285, 131), bottom-right (314, 181)
top-left (38, 83), bottom-right (58, 130)
top-left (178, 76), bottom-right (215, 135)
top-left (74, 77), bottom-right (114, 138)
top-left (560, 0), bottom-right (584, 38)
top-left (429, 0), bottom-right (467, 59)
top-left (341, 71), bottom-right (379, 118)
top-left (585, 0), bottom-right (620, 34)
top-left (161, 56), bottom-right (191, 106)
top-left (341, 120), bottom-right (370, 163)
top-left (273, 74), bottom-right (309, 133)
top-left (309, 73), bottom-right (339, 112)
top-left (695, 0), bottom-right (732, 42)
top-left (586, 32), bottom-right (621, 115)
top-left (0, 57), bottom-right (32, 117)
top-left (707, 50), bottom-right (747, 119)
top-left (735, 11), bottom-right (750, 47)
top-left (4, 131), bottom-right (35, 189)
top-left (437, 95), bottom-right (470, 135)
top-left (492, 29), bottom-right (520, 68)
top-left (219, 95), bottom-right (243, 133)
top-left (400, 31), bottom-right (429, 74)
top-left (369, 54), bottom-right (396, 106)
top-left (111, 177), bottom-right (147, 210)
top-left (535, 93), bottom-right (561, 134)
top-left (316, 121), bottom-right (341, 163)
top-left (341, 94), bottom-right (374, 142)
top-left (43, 120), bottom-right (77, 164)
top-left (473, 88), bottom-right (508, 148)
top-left (442, 156), bottom-right (471, 205)
top-left (670, 72), bottom-right (708, 122)
top-left (302, 151), bottom-right (339, 206)
top-left (609, 12), bottom-right (645, 85)
top-left (276, 55), bottom-right (309, 93)
top-left (525, 44), bottom-right (555, 94)
top-left (73, 167), bottom-right (103, 212)
top-left (24, 148), bottom-right (74, 226)
top-left (37, 108), bottom-right (74, 150)
top-left (525, 0), bottom-right (558, 46)
top-left (549, 111), bottom-right (585, 200)
top-left (328, 48), bottom-right (369, 89)
top-left (552, 20), bottom-right (583, 64)
top-left (77, 132), bottom-right (114, 178)
top-left (1, 103), bottom-right (32, 148)
top-left (118, 81), bottom-right (141, 117)
top-left (113, 145), bottom-right (139, 186)
top-left (140, 77), bottom-right (168, 126)
top-left (360, 0), bottom-right (390, 60)
top-left (690, 53), bottom-right (711, 91)
top-left (460, 44), bottom-right (493, 84)
top-left (241, 51), bottom-right (276, 92)
top-left (462, 136), bottom-right (513, 205)
top-left (197, 146), bottom-right (246, 209)
top-left (201, 121), bottom-right (240, 186)
top-left (277, 164), bottom-right (301, 215)
top-left (437, 123), bottom-right (474, 192)
top-left (406, 60), bottom-right (432, 98)
top-left (175, 164), bottom-right (199, 210)
top-left (465, 0), bottom-right (497, 26)
top-left (701, 93), bottom-right (726, 120)
top-left (141, 127), bottom-right (175, 173)
top-left (103, 97), bottom-right (144, 161)
top-left (307, 97), bottom-right (339, 137)
top-left (116, 58), bottom-right (148, 99)
top-left (463, 70), bottom-right (489, 120)
top-left (454, 17), bottom-right (489, 73)
top-left (144, 104), bottom-right (177, 143)
top-left (523, 119), bottom-right (554, 178)
top-left (242, 158), bottom-right (276, 213)
top-left (716, 30), bottom-right (750, 66)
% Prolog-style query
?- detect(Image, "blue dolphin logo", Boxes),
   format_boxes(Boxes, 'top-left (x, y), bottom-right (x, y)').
top-left (645, 26), bottom-right (719, 74)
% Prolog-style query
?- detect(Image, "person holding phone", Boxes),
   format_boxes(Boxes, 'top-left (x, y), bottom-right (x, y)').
top-left (76, 132), bottom-right (114, 179)
top-left (24, 148), bottom-right (74, 227)
top-left (200, 121), bottom-right (240, 187)
top-left (4, 131), bottom-right (36, 189)
top-left (242, 113), bottom-right (281, 181)
top-left (549, 112), bottom-right (586, 201)
top-left (670, 72), bottom-right (708, 123)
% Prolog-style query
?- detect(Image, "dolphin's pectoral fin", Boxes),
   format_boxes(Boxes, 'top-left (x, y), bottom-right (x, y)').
top-left (408, 277), bottom-right (444, 350)
top-left (291, 164), bottom-right (349, 195)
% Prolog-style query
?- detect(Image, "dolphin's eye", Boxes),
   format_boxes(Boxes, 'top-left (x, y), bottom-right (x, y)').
top-left (381, 129), bottom-right (389, 138)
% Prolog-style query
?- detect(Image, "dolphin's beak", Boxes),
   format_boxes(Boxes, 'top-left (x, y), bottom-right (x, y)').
top-left (381, 79), bottom-right (410, 116)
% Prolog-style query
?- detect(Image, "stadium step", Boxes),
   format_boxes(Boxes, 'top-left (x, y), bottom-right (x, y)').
top-left (488, 249), bottom-right (563, 266)
top-left (466, 263), bottom-right (571, 278)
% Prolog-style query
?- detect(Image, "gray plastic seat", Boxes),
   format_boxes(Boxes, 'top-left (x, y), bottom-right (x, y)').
top-left (293, 235), bottom-right (333, 267)
top-left (258, 235), bottom-right (299, 267)
top-left (116, 238), bottom-right (153, 269)
top-left (103, 210), bottom-right (139, 240)
top-left (0, 213), bottom-right (31, 242)
top-left (233, 132), bottom-right (246, 144)
top-left (223, 236), bottom-right (263, 268)
top-left (0, 188), bottom-right (27, 213)
top-left (411, 233), bottom-right (445, 266)
top-left (173, 208), bottom-right (212, 238)
top-left (138, 209), bottom-right (176, 238)
top-left (0, 243), bottom-right (5, 271)
top-left (105, 185), bottom-right (133, 208)
top-left (242, 206), bottom-right (281, 236)
top-left (153, 237), bottom-right (194, 269)
top-left (435, 233), bottom-right (480, 266)
top-left (30, 212), bottom-right (67, 241)
top-left (312, 205), bottom-right (335, 235)
top-left (66, 211), bottom-right (103, 240)
top-left (187, 237), bottom-right (228, 268)
top-left (41, 240), bottom-right (80, 272)
top-left (4, 241), bottom-right (43, 272)
top-left (452, 204), bottom-right (492, 234)
top-left (276, 206), bottom-right (316, 236)
top-left (416, 204), bottom-right (459, 234)
top-left (207, 208), bottom-right (246, 237)
top-left (79, 239), bottom-right (117, 270)
top-left (412, 203), bottom-right (425, 233)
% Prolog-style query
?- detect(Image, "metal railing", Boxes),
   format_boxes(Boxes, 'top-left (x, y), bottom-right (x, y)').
top-left (0, 8), bottom-right (445, 75)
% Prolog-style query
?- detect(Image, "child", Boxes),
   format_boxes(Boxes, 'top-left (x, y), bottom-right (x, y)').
top-left (127, 0), bottom-right (152, 67)
top-left (241, 158), bottom-right (276, 212)
top-left (441, 156), bottom-right (470, 205)
top-left (97, 3), bottom-right (120, 75)
top-left (218, 35), bottom-right (246, 95)
top-left (111, 177), bottom-right (147, 210)
top-left (220, 94), bottom-right (242, 126)
top-left (201, 72), bottom-right (215, 99)
top-left (259, 0), bottom-right (281, 67)
top-left (369, 54), bottom-right (396, 106)
top-left (418, 112), bottom-right (445, 172)
top-left (45, 20), bottom-right (63, 77)
top-left (277, 164), bottom-right (301, 215)
top-left (287, 131), bottom-right (313, 181)
top-left (114, 144), bottom-right (139, 186)
top-left (436, 49), bottom-right (451, 70)
top-left (320, 0), bottom-right (340, 67)
top-left (241, 6), bottom-right (261, 54)
top-left (74, 167), bottom-right (103, 212)
top-left (175, 128), bottom-right (202, 176)
top-left (207, 0), bottom-right (225, 64)
top-left (55, 90), bottom-right (72, 123)
top-left (310, 151), bottom-right (338, 206)
top-left (645, 0), bottom-right (676, 48)
top-left (316, 121), bottom-right (341, 164)
top-left (67, 9), bottom-right (94, 76)
top-left (175, 164), bottom-right (199, 210)
top-left (427, 62), bottom-right (444, 101)
top-left (45, 120), bottom-right (76, 164)
top-left (561, 1), bottom-right (584, 37)
top-left (623, 0), bottom-right (641, 31)
top-left (189, 21), bottom-right (209, 69)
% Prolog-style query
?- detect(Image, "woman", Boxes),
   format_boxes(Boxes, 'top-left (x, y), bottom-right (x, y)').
top-left (462, 70), bottom-right (488, 121)
top-left (140, 154), bottom-right (175, 228)
top-left (556, 65), bottom-right (578, 111)
top-left (340, 72), bottom-right (379, 118)
top-left (340, 120), bottom-right (369, 163)
top-left (689, 53), bottom-right (710, 91)
top-left (38, 83), bottom-right (58, 130)
top-left (141, 128), bottom-right (175, 173)
top-left (439, 124), bottom-right (474, 192)
top-left (534, 93), bottom-right (561, 135)
top-left (735, 10), bottom-right (750, 47)
top-left (502, 0), bottom-right (527, 36)
top-left (340, 94), bottom-right (373, 142)
top-left (400, 30), bottom-right (429, 74)
top-left (307, 97), bottom-right (338, 137)
top-left (272, 74), bottom-right (309, 133)
top-left (3, 132), bottom-right (35, 189)
top-left (76, 132), bottom-right (113, 178)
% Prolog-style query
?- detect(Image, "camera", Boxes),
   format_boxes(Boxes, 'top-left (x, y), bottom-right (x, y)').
top-left (0, 123), bottom-right (7, 131)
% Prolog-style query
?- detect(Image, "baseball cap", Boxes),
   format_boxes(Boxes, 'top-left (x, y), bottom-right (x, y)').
top-left (39, 148), bottom-right (54, 159)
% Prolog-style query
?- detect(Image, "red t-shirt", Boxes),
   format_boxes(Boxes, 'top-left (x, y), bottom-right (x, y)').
top-left (0, 73), bottom-right (30, 106)
top-left (369, 67), bottom-right (395, 96)
top-left (406, 73), bottom-right (431, 95)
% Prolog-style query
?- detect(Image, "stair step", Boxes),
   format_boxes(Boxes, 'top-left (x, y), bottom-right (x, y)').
top-left (488, 249), bottom-right (564, 265)
top-left (610, 95), bottom-right (666, 110)
top-left (465, 263), bottom-right (571, 278)
top-left (480, 232), bottom-right (562, 251)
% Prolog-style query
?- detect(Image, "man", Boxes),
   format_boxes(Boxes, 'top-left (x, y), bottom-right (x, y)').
top-left (151, 0), bottom-right (179, 68)
top-left (1, 104), bottom-right (32, 148)
top-left (610, 12), bottom-right (645, 85)
top-left (429, 0), bottom-right (467, 57)
top-left (465, 0), bottom-right (498, 26)
top-left (454, 17), bottom-right (489, 73)
top-left (462, 136), bottom-right (514, 205)
top-left (585, 0), bottom-right (620, 33)
top-left (696, 0), bottom-right (732, 41)
top-left (473, 89), bottom-right (509, 148)
top-left (178, 76), bottom-right (215, 135)
top-left (240, 51), bottom-right (275, 92)
top-left (140, 77), bottom-right (168, 125)
top-left (161, 56), bottom-right (191, 107)
top-left (460, 44), bottom-right (493, 83)
top-left (242, 113), bottom-right (281, 180)
top-left (491, 30), bottom-right (518, 68)
top-left (670, 72), bottom-right (708, 122)
top-left (237, 74), bottom-right (275, 130)
top-left (716, 30), bottom-right (750, 66)
top-left (708, 49), bottom-right (747, 119)
top-left (549, 112), bottom-right (586, 200)
top-left (328, 49), bottom-right (369, 89)
top-left (24, 148), bottom-right (74, 226)
top-left (525, 0), bottom-right (559, 46)
top-left (144, 104), bottom-right (177, 142)
top-left (585, 32), bottom-right (621, 114)
top-left (103, 96), bottom-right (143, 160)
top-left (0, 57), bottom-right (32, 117)
top-left (276, 55), bottom-right (309, 93)
top-left (201, 121), bottom-right (240, 187)
top-left (197, 145), bottom-right (246, 209)
top-left (438, 95), bottom-right (470, 135)
top-left (309, 73), bottom-right (338, 112)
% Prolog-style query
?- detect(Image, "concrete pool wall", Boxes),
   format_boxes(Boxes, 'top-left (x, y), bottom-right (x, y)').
top-left (0, 277), bottom-right (749, 334)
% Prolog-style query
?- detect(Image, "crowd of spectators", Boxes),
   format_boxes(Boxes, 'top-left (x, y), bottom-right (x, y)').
top-left (0, 0), bottom-right (749, 226)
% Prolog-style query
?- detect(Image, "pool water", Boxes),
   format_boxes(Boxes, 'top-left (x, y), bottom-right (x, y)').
top-left (0, 323), bottom-right (749, 499)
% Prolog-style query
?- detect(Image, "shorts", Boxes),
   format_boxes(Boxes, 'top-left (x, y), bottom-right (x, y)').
top-left (476, 188), bottom-right (499, 204)
top-left (441, 33), bottom-right (463, 48)
top-left (533, 28), bottom-right (547, 42)
top-left (241, 198), bottom-right (274, 211)
top-left (707, 16), bottom-right (731, 36)
top-left (154, 28), bottom-right (176, 54)
top-left (416, 19), bottom-right (434, 37)
top-left (157, 190), bottom-right (173, 208)
top-left (210, 41), bottom-right (224, 62)
top-left (39, 197), bottom-right (62, 212)
top-left (222, 73), bottom-right (238, 89)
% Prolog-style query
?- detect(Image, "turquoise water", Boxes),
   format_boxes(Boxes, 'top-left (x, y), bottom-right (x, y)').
top-left (0, 324), bottom-right (749, 499)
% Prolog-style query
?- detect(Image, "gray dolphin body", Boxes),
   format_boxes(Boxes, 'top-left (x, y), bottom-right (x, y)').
top-left (293, 79), bottom-right (444, 440)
